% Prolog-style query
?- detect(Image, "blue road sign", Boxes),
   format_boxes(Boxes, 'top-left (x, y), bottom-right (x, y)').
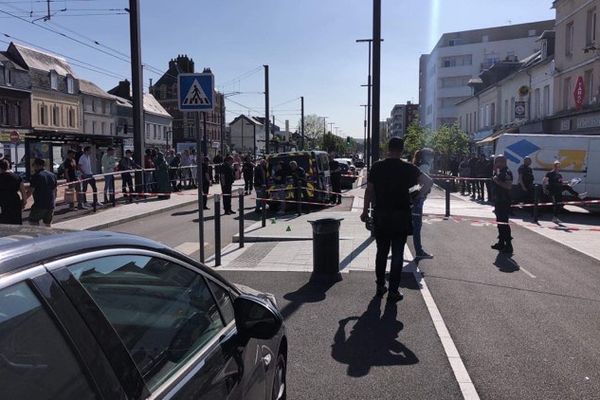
top-left (178, 72), bottom-right (214, 112)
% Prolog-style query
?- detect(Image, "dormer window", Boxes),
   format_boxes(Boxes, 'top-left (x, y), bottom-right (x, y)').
top-left (66, 76), bottom-right (74, 94)
top-left (1, 63), bottom-right (12, 86)
top-left (50, 71), bottom-right (58, 90)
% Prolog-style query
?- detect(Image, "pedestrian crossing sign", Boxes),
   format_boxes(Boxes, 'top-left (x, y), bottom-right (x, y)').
top-left (178, 72), bottom-right (214, 111)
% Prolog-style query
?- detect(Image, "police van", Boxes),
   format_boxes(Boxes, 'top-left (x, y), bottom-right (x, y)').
top-left (266, 151), bottom-right (332, 205)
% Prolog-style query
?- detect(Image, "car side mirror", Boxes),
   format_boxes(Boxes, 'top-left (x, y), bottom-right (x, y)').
top-left (234, 295), bottom-right (283, 340)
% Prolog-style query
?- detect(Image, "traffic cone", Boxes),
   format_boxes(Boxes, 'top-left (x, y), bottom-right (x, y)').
top-left (286, 226), bottom-right (291, 232)
top-left (271, 218), bottom-right (276, 224)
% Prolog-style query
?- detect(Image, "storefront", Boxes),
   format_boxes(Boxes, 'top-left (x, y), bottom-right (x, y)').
top-left (0, 129), bottom-right (28, 166)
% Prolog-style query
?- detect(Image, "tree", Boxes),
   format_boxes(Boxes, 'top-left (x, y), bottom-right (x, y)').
top-left (403, 123), bottom-right (429, 157)
top-left (319, 132), bottom-right (348, 154)
top-left (296, 114), bottom-right (324, 149)
top-left (429, 123), bottom-right (469, 171)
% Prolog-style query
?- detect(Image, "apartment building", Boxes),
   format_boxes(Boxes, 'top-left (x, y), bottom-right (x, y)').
top-left (419, 20), bottom-right (555, 130)
top-left (388, 102), bottom-right (419, 138)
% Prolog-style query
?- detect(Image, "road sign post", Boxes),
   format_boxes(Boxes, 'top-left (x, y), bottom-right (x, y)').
top-left (178, 71), bottom-right (215, 265)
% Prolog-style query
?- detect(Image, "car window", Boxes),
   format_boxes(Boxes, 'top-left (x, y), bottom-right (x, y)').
top-left (68, 255), bottom-right (225, 391)
top-left (207, 280), bottom-right (235, 324)
top-left (0, 282), bottom-right (98, 400)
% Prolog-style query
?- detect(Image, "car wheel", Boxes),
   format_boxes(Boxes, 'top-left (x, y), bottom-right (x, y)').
top-left (271, 352), bottom-right (287, 400)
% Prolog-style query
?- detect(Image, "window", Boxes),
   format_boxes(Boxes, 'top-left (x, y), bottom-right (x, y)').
top-left (50, 71), bottom-right (58, 90)
top-left (534, 88), bottom-right (541, 119)
top-left (2, 64), bottom-right (12, 86)
top-left (0, 102), bottom-right (7, 125)
top-left (441, 55), bottom-right (472, 68)
top-left (15, 102), bottom-right (21, 126)
top-left (490, 102), bottom-right (496, 126)
top-left (146, 123), bottom-right (150, 139)
top-left (68, 255), bottom-right (226, 391)
top-left (51, 105), bottom-right (59, 126)
top-left (207, 280), bottom-right (234, 324)
top-left (66, 76), bottom-right (74, 94)
top-left (153, 124), bottom-right (157, 140)
top-left (566, 22), bottom-right (574, 57)
top-left (504, 99), bottom-right (509, 124)
top-left (543, 85), bottom-right (550, 116)
top-left (587, 8), bottom-right (597, 45)
top-left (92, 121), bottom-right (96, 134)
top-left (101, 122), bottom-right (106, 134)
top-left (441, 76), bottom-right (471, 88)
top-left (563, 77), bottom-right (572, 110)
top-left (0, 283), bottom-right (97, 399)
top-left (110, 123), bottom-right (114, 135)
top-left (69, 108), bottom-right (75, 128)
top-left (510, 97), bottom-right (515, 122)
top-left (585, 69), bottom-right (594, 104)
top-left (92, 99), bottom-right (96, 112)
top-left (39, 104), bottom-right (47, 125)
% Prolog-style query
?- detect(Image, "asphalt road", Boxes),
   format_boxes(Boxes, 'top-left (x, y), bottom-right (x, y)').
top-left (408, 219), bottom-right (600, 400)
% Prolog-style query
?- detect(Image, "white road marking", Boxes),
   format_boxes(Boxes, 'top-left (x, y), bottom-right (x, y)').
top-left (174, 242), bottom-right (208, 255)
top-left (519, 266), bottom-right (537, 279)
top-left (406, 247), bottom-right (480, 400)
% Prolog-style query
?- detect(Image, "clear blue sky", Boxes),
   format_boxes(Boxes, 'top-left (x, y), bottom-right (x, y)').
top-left (0, 0), bottom-right (554, 138)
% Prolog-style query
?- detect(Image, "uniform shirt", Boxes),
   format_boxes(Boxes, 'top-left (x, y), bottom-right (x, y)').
top-left (494, 167), bottom-right (513, 205)
top-left (368, 158), bottom-right (421, 212)
top-left (290, 167), bottom-right (306, 187)
top-left (254, 164), bottom-right (266, 187)
top-left (545, 170), bottom-right (563, 193)
top-left (30, 169), bottom-right (57, 210)
top-left (221, 163), bottom-right (235, 187)
top-left (78, 154), bottom-right (93, 175)
top-left (62, 158), bottom-right (77, 182)
top-left (518, 164), bottom-right (534, 188)
top-left (0, 172), bottom-right (22, 208)
top-left (101, 153), bottom-right (117, 174)
top-left (329, 160), bottom-right (341, 180)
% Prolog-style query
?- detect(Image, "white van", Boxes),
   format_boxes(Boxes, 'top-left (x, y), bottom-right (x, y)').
top-left (494, 133), bottom-right (600, 198)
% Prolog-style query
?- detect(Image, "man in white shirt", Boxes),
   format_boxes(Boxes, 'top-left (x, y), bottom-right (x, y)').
top-left (78, 146), bottom-right (102, 209)
top-left (101, 147), bottom-right (117, 203)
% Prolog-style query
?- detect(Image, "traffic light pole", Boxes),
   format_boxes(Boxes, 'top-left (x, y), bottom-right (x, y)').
top-left (372, 0), bottom-right (382, 162)
top-left (264, 65), bottom-right (270, 155)
top-left (301, 96), bottom-right (305, 150)
top-left (129, 0), bottom-right (144, 183)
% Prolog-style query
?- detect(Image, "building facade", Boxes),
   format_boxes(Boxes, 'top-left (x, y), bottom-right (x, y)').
top-left (229, 115), bottom-right (266, 156)
top-left (150, 55), bottom-right (225, 157)
top-left (0, 50), bottom-right (31, 165)
top-left (545, 0), bottom-right (600, 134)
top-left (419, 20), bottom-right (555, 130)
top-left (388, 102), bottom-right (419, 138)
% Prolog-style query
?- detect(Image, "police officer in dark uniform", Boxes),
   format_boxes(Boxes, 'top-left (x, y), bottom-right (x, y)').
top-left (220, 155), bottom-right (235, 215)
top-left (491, 155), bottom-right (514, 254)
top-left (329, 154), bottom-right (342, 204)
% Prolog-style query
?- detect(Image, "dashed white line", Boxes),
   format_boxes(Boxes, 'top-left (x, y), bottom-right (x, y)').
top-left (406, 247), bottom-right (480, 400)
top-left (519, 266), bottom-right (537, 279)
top-left (174, 242), bottom-right (208, 255)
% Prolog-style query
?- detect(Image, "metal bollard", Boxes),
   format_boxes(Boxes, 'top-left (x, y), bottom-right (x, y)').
top-left (261, 198), bottom-right (267, 227)
top-left (214, 194), bottom-right (221, 267)
top-left (238, 189), bottom-right (244, 248)
top-left (445, 180), bottom-right (451, 218)
top-left (533, 184), bottom-right (540, 223)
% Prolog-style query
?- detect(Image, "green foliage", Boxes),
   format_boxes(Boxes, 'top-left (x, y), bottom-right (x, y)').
top-left (429, 123), bottom-right (469, 158)
top-left (403, 123), bottom-right (429, 157)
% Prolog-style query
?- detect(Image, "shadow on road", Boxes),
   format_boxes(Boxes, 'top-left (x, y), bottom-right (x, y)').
top-left (279, 279), bottom-right (338, 320)
top-left (331, 296), bottom-right (418, 377)
top-left (493, 253), bottom-right (520, 273)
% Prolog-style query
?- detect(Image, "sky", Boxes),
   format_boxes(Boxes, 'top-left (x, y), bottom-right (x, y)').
top-left (0, 0), bottom-right (555, 138)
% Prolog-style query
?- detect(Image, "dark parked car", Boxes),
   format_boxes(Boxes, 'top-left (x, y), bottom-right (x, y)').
top-left (0, 226), bottom-right (287, 400)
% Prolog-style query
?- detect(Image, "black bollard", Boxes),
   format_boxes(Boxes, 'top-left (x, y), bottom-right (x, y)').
top-left (308, 218), bottom-right (344, 282)
top-left (214, 194), bottom-right (221, 267)
top-left (533, 184), bottom-right (540, 223)
top-left (445, 180), bottom-right (451, 218)
top-left (296, 187), bottom-right (302, 216)
top-left (239, 190), bottom-right (244, 248)
top-left (261, 198), bottom-right (267, 227)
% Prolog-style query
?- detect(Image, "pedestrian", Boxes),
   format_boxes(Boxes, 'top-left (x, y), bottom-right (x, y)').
top-left (329, 154), bottom-right (342, 204)
top-left (0, 159), bottom-right (27, 225)
top-left (242, 156), bottom-right (254, 195)
top-left (459, 157), bottom-right (470, 195)
top-left (202, 156), bottom-right (211, 210)
top-left (475, 154), bottom-right (487, 201)
top-left (361, 137), bottom-right (433, 301)
top-left (411, 150), bottom-right (433, 259)
top-left (143, 149), bottom-right (155, 193)
top-left (78, 146), bottom-right (101, 208)
top-left (289, 160), bottom-right (307, 209)
top-left (118, 150), bottom-right (137, 200)
top-left (543, 160), bottom-right (587, 224)
top-left (62, 150), bottom-right (78, 209)
top-left (169, 152), bottom-right (181, 192)
top-left (101, 147), bottom-right (117, 203)
top-left (518, 156), bottom-right (535, 204)
top-left (468, 154), bottom-right (479, 199)
top-left (220, 155), bottom-right (235, 215)
top-left (190, 149), bottom-right (198, 189)
top-left (27, 158), bottom-right (57, 227)
top-left (254, 158), bottom-right (268, 213)
top-left (272, 161), bottom-right (287, 214)
top-left (154, 152), bottom-right (171, 199)
top-left (491, 155), bottom-right (514, 254)
top-left (213, 152), bottom-right (223, 184)
top-left (485, 155), bottom-right (495, 203)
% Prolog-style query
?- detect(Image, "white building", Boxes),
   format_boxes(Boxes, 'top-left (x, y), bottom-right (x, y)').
top-left (79, 79), bottom-right (116, 138)
top-left (419, 20), bottom-right (555, 130)
top-left (229, 115), bottom-right (266, 156)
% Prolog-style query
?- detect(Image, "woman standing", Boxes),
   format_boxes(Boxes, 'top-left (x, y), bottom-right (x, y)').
top-left (0, 159), bottom-right (27, 225)
top-left (411, 150), bottom-right (433, 259)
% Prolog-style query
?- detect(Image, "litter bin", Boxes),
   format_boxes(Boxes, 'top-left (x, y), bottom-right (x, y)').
top-left (308, 218), bottom-right (344, 282)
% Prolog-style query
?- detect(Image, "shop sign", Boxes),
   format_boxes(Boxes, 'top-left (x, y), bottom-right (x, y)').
top-left (560, 119), bottom-right (571, 131)
top-left (576, 115), bottom-right (600, 129)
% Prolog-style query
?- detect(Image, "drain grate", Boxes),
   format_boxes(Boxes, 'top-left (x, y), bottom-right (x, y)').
top-left (227, 242), bottom-right (278, 268)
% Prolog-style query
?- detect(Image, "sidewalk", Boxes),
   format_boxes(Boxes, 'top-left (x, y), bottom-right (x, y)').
top-left (53, 179), bottom-right (246, 231)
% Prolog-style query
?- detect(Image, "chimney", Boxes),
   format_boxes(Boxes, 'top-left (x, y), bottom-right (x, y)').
top-left (108, 79), bottom-right (132, 100)
top-left (285, 120), bottom-right (289, 132)
top-left (149, 78), bottom-right (153, 89)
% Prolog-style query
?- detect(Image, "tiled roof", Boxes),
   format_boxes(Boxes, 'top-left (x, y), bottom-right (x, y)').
top-left (144, 93), bottom-right (171, 117)
top-left (79, 79), bottom-right (114, 99)
top-left (0, 51), bottom-right (27, 71)
top-left (10, 42), bottom-right (75, 76)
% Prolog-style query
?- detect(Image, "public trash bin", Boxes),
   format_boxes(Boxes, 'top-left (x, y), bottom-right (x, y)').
top-left (308, 218), bottom-right (344, 282)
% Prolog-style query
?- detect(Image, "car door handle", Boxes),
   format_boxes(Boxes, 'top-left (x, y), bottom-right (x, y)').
top-left (261, 354), bottom-right (272, 367)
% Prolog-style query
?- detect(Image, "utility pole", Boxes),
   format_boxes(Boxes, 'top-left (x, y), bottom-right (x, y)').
top-left (220, 94), bottom-right (225, 155)
top-left (300, 96), bottom-right (305, 150)
top-left (264, 65), bottom-right (270, 155)
top-left (372, 0), bottom-right (382, 162)
top-left (328, 122), bottom-right (335, 135)
top-left (129, 0), bottom-right (144, 184)
top-left (322, 116), bottom-right (327, 135)
top-left (202, 112), bottom-right (208, 156)
top-left (360, 105), bottom-right (368, 162)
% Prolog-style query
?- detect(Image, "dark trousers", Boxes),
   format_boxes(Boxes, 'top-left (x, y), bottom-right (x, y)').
top-left (485, 180), bottom-right (494, 202)
top-left (222, 185), bottom-right (233, 212)
top-left (80, 175), bottom-right (98, 205)
top-left (122, 173), bottom-right (134, 196)
top-left (244, 175), bottom-right (253, 193)
top-left (331, 179), bottom-right (342, 204)
top-left (494, 204), bottom-right (512, 243)
top-left (375, 233), bottom-right (407, 292)
top-left (203, 180), bottom-right (210, 207)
